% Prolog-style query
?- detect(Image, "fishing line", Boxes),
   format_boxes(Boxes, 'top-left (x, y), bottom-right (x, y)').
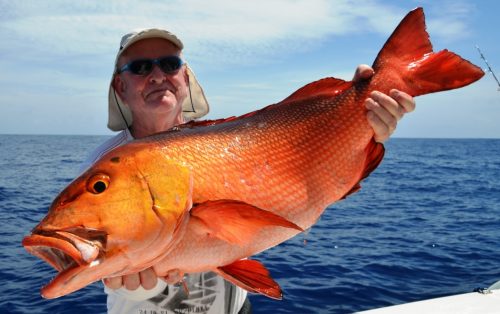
top-left (114, 90), bottom-right (132, 133)
top-left (476, 45), bottom-right (500, 91)
top-left (183, 72), bottom-right (196, 113)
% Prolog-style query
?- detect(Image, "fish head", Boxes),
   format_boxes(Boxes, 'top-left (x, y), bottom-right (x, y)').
top-left (22, 145), bottom-right (193, 298)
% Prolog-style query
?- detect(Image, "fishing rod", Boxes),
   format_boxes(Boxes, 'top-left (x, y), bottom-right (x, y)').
top-left (476, 45), bottom-right (500, 91)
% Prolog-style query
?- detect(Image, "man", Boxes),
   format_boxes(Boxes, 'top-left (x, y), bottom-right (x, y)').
top-left (81, 28), bottom-right (415, 314)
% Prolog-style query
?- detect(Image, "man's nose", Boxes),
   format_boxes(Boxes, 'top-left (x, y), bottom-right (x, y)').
top-left (148, 65), bottom-right (166, 84)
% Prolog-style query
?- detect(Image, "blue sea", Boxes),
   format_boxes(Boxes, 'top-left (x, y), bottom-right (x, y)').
top-left (1, 135), bottom-right (499, 313)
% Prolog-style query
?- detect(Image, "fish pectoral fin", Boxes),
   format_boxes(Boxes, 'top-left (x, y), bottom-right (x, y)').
top-left (190, 200), bottom-right (303, 245)
top-left (215, 259), bottom-right (282, 300)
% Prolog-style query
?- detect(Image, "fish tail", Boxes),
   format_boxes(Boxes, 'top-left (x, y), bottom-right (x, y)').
top-left (372, 7), bottom-right (484, 96)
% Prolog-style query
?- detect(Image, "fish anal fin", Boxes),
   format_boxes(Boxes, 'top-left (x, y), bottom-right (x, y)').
top-left (282, 77), bottom-right (352, 103)
top-left (190, 200), bottom-right (303, 246)
top-left (362, 140), bottom-right (385, 180)
top-left (341, 183), bottom-right (361, 200)
top-left (341, 140), bottom-right (385, 199)
top-left (215, 259), bottom-right (282, 300)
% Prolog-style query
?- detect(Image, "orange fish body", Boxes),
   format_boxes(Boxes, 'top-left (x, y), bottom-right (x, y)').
top-left (23, 8), bottom-right (484, 300)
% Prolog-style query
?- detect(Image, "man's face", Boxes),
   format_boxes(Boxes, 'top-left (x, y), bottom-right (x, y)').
top-left (114, 38), bottom-right (188, 124)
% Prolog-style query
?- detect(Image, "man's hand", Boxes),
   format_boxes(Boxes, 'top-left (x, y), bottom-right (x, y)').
top-left (103, 267), bottom-right (158, 291)
top-left (353, 64), bottom-right (416, 143)
top-left (103, 267), bottom-right (184, 291)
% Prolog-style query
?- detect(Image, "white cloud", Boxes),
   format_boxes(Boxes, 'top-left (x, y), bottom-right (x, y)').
top-left (425, 1), bottom-right (477, 42)
top-left (0, 0), bottom-right (489, 136)
top-left (1, 0), bottom-right (473, 65)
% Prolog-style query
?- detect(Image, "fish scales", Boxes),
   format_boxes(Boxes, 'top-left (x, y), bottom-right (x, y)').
top-left (141, 87), bottom-right (369, 225)
top-left (139, 85), bottom-right (376, 273)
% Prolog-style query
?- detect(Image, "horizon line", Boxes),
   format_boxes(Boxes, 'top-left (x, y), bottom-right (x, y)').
top-left (1, 133), bottom-right (499, 140)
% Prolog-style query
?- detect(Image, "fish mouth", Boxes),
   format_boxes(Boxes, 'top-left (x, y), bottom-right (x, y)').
top-left (22, 228), bottom-right (107, 298)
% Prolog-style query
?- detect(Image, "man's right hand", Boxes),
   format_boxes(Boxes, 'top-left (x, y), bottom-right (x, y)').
top-left (103, 267), bottom-right (184, 290)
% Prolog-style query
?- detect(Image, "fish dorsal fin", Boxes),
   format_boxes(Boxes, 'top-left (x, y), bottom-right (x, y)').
top-left (215, 259), bottom-right (282, 300)
top-left (282, 77), bottom-right (352, 103)
top-left (341, 139), bottom-right (385, 199)
top-left (179, 116), bottom-right (238, 128)
top-left (190, 200), bottom-right (303, 245)
top-left (175, 77), bottom-right (352, 130)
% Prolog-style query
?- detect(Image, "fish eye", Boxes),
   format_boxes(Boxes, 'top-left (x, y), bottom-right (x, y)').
top-left (87, 174), bottom-right (110, 194)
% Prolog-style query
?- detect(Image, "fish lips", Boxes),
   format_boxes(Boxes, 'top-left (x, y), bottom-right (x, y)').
top-left (22, 228), bottom-right (107, 298)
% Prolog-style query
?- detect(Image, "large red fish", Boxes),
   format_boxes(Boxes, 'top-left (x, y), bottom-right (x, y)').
top-left (23, 8), bottom-right (483, 300)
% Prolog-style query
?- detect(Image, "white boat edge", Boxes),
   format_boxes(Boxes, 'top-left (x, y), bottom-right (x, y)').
top-left (355, 280), bottom-right (500, 314)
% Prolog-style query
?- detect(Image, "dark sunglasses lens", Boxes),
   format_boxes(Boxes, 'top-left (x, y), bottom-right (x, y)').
top-left (130, 60), bottom-right (153, 75)
top-left (159, 56), bottom-right (182, 73)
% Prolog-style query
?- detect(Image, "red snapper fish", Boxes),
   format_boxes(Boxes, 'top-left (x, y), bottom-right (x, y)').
top-left (22, 8), bottom-right (484, 299)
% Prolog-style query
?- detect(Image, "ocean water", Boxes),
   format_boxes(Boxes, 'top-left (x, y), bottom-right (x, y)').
top-left (1, 135), bottom-right (499, 313)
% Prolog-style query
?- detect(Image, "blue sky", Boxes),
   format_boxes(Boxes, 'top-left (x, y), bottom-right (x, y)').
top-left (0, 0), bottom-right (499, 138)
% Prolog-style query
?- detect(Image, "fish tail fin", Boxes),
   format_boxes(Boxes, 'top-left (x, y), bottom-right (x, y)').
top-left (372, 7), bottom-right (484, 96)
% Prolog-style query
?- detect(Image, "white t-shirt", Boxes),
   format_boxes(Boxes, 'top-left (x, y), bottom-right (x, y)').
top-left (82, 129), bottom-right (247, 314)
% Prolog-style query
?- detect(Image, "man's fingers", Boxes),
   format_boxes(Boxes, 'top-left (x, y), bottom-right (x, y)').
top-left (103, 276), bottom-right (123, 290)
top-left (353, 64), bottom-right (374, 82)
top-left (104, 268), bottom-right (160, 291)
top-left (366, 110), bottom-right (391, 143)
top-left (390, 89), bottom-right (415, 113)
top-left (365, 98), bottom-right (397, 129)
top-left (123, 273), bottom-right (141, 291)
top-left (139, 268), bottom-right (158, 290)
top-left (370, 91), bottom-right (404, 121)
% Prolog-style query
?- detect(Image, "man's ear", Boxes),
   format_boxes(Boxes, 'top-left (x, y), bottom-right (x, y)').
top-left (113, 75), bottom-right (126, 96)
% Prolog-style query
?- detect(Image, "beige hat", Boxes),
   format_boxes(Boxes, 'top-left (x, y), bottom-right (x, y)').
top-left (107, 28), bottom-right (210, 131)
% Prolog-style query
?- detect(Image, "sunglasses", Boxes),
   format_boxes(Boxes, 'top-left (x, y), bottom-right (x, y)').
top-left (118, 55), bottom-right (184, 75)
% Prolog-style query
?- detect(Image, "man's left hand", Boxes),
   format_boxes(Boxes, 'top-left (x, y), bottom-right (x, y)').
top-left (353, 64), bottom-right (416, 143)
